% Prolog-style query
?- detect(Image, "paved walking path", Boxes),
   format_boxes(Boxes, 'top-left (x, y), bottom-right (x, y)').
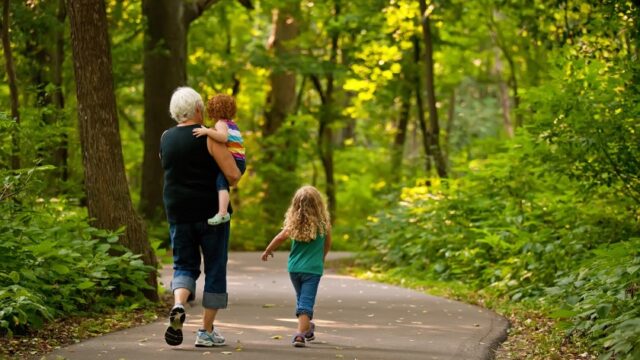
top-left (46, 252), bottom-right (507, 360)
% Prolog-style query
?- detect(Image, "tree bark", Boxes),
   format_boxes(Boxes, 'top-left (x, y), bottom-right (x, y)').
top-left (489, 10), bottom-right (522, 129)
top-left (139, 0), bottom-right (190, 221)
top-left (68, 0), bottom-right (158, 301)
top-left (391, 51), bottom-right (413, 180)
top-left (412, 36), bottom-right (432, 173)
top-left (261, 4), bottom-right (300, 236)
top-left (418, 0), bottom-right (447, 178)
top-left (52, 0), bottom-right (68, 180)
top-left (494, 49), bottom-right (514, 137)
top-left (311, 0), bottom-right (340, 222)
top-left (444, 90), bottom-right (455, 167)
top-left (2, 0), bottom-right (20, 170)
top-left (139, 0), bottom-right (252, 221)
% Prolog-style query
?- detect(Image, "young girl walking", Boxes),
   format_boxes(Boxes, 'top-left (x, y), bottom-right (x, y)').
top-left (261, 185), bottom-right (332, 348)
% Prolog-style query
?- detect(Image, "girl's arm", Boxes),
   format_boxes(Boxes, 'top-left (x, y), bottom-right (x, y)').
top-left (261, 230), bottom-right (289, 261)
top-left (193, 121), bottom-right (229, 143)
top-left (323, 226), bottom-right (332, 262)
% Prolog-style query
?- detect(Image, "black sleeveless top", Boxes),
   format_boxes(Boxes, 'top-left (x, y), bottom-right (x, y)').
top-left (160, 124), bottom-right (228, 223)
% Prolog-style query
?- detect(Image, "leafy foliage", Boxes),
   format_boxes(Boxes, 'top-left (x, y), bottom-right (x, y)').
top-left (0, 168), bottom-right (154, 337)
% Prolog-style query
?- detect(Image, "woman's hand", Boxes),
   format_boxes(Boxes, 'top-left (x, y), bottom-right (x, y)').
top-left (261, 250), bottom-right (274, 261)
top-left (192, 126), bottom-right (209, 138)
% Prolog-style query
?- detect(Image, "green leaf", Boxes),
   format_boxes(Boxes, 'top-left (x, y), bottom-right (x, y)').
top-left (9, 271), bottom-right (20, 283)
top-left (51, 264), bottom-right (71, 275)
top-left (77, 281), bottom-right (95, 290)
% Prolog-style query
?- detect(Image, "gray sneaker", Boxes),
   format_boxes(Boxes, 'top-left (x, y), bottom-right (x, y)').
top-left (195, 328), bottom-right (226, 347)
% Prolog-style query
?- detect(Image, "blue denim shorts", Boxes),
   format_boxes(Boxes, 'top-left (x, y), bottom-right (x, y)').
top-left (169, 221), bottom-right (229, 309)
top-left (216, 159), bottom-right (246, 191)
top-left (289, 272), bottom-right (322, 320)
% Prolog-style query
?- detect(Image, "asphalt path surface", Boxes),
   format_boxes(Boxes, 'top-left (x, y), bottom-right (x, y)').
top-left (46, 252), bottom-right (507, 360)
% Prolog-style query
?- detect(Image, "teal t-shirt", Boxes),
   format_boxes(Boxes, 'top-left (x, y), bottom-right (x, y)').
top-left (287, 233), bottom-right (326, 275)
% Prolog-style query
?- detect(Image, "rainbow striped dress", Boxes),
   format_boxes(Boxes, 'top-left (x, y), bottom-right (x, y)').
top-left (224, 119), bottom-right (245, 162)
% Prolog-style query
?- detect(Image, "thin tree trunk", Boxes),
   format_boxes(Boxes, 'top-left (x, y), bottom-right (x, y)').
top-left (2, 0), bottom-right (20, 170)
top-left (391, 52), bottom-right (413, 180)
top-left (494, 49), bottom-right (514, 137)
top-left (312, 0), bottom-right (340, 222)
top-left (418, 0), bottom-right (447, 178)
top-left (52, 0), bottom-right (68, 180)
top-left (489, 10), bottom-right (522, 129)
top-left (444, 90), bottom-right (455, 167)
top-left (68, 0), bottom-right (158, 301)
top-left (412, 36), bottom-right (432, 173)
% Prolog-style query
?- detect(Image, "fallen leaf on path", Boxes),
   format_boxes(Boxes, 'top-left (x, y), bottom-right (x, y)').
top-left (271, 335), bottom-right (282, 340)
top-left (335, 355), bottom-right (344, 358)
top-left (262, 304), bottom-right (276, 308)
top-left (221, 351), bottom-right (233, 355)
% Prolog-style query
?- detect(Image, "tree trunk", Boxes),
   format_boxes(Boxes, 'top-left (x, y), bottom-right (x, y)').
top-left (52, 0), bottom-right (68, 180)
top-left (139, 0), bottom-right (252, 221)
top-left (494, 50), bottom-right (514, 137)
top-left (489, 10), bottom-right (522, 129)
top-left (444, 90), bottom-right (455, 167)
top-left (139, 0), bottom-right (189, 221)
top-left (391, 52), bottom-right (413, 180)
top-left (68, 0), bottom-right (158, 301)
top-left (2, 0), bottom-right (20, 170)
top-left (312, 0), bottom-right (340, 222)
top-left (262, 4), bottom-right (300, 236)
top-left (412, 36), bottom-right (432, 173)
top-left (418, 0), bottom-right (447, 178)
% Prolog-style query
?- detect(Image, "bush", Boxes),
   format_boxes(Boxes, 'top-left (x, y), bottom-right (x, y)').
top-left (359, 134), bottom-right (639, 357)
top-left (0, 167), bottom-right (154, 336)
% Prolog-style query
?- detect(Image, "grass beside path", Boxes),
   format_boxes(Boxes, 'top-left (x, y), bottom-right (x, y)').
top-left (326, 257), bottom-right (596, 360)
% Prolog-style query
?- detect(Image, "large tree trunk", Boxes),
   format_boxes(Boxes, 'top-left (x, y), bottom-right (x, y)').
top-left (68, 0), bottom-right (158, 301)
top-left (139, 0), bottom-right (252, 221)
top-left (418, 0), bottom-right (447, 178)
top-left (139, 0), bottom-right (189, 221)
top-left (261, 4), bottom-right (300, 236)
top-left (2, 0), bottom-right (20, 170)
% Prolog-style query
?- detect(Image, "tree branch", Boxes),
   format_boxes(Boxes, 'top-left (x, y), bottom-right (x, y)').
top-left (310, 74), bottom-right (326, 104)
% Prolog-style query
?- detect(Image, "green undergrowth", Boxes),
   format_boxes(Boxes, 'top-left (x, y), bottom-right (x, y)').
top-left (0, 167), bottom-right (156, 338)
top-left (355, 130), bottom-right (639, 359)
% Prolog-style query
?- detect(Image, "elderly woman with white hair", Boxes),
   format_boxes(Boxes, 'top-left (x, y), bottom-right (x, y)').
top-left (160, 87), bottom-right (241, 348)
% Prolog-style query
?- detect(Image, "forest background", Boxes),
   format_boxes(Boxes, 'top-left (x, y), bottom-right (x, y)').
top-left (1, 0), bottom-right (639, 359)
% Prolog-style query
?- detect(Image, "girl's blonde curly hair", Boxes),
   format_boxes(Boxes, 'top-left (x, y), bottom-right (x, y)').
top-left (207, 94), bottom-right (236, 120)
top-left (283, 186), bottom-right (330, 242)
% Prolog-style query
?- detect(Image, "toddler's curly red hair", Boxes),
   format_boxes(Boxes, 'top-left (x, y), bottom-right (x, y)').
top-left (207, 94), bottom-right (236, 120)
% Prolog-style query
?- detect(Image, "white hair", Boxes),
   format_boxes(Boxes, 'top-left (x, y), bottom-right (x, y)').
top-left (169, 87), bottom-right (204, 123)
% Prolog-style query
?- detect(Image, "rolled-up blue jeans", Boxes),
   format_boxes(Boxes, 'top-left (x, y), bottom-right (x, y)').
top-left (169, 221), bottom-right (229, 309)
top-left (289, 272), bottom-right (322, 320)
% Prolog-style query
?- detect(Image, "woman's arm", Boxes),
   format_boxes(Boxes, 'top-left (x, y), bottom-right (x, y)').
top-left (261, 230), bottom-right (289, 261)
top-left (207, 138), bottom-right (241, 186)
